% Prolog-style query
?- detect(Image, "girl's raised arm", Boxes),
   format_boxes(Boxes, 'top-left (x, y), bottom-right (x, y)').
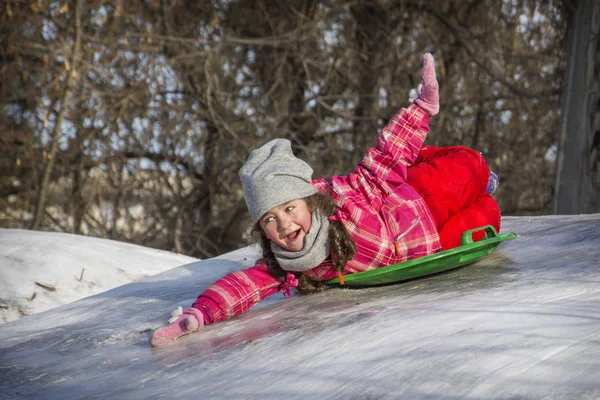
top-left (343, 54), bottom-right (439, 201)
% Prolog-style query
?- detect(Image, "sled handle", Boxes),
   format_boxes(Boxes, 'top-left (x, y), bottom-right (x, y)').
top-left (460, 225), bottom-right (498, 245)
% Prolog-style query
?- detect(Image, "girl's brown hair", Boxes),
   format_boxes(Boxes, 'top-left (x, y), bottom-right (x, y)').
top-left (255, 192), bottom-right (356, 294)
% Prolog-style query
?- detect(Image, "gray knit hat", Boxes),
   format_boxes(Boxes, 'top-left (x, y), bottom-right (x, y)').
top-left (239, 139), bottom-right (317, 222)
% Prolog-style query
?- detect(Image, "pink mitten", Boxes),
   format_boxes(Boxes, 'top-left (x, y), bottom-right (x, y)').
top-left (409, 53), bottom-right (439, 116)
top-left (150, 307), bottom-right (204, 347)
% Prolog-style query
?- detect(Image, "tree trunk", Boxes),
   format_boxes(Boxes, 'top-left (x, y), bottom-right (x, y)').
top-left (553, 0), bottom-right (600, 214)
top-left (31, 0), bottom-right (83, 229)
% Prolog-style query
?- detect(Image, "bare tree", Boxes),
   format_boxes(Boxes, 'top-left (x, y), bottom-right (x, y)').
top-left (31, 0), bottom-right (83, 229)
top-left (553, 0), bottom-right (600, 214)
top-left (0, 0), bottom-right (571, 258)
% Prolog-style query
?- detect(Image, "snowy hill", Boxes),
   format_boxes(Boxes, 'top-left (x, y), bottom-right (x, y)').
top-left (0, 215), bottom-right (599, 399)
top-left (0, 229), bottom-right (198, 324)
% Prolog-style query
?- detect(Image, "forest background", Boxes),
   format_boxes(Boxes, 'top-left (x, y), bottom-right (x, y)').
top-left (1, 0), bottom-right (599, 259)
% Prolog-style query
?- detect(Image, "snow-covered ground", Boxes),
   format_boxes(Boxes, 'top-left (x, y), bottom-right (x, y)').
top-left (0, 215), bottom-right (599, 399)
top-left (0, 229), bottom-right (198, 324)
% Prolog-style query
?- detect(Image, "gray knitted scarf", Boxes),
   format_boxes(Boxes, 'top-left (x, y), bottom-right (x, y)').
top-left (271, 211), bottom-right (331, 272)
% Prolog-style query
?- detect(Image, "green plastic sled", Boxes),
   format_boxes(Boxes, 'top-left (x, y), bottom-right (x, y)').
top-left (326, 225), bottom-right (517, 288)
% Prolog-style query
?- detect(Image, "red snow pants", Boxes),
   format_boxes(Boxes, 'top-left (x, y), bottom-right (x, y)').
top-left (407, 146), bottom-right (501, 250)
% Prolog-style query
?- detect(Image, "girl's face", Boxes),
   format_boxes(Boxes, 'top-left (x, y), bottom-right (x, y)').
top-left (259, 199), bottom-right (312, 251)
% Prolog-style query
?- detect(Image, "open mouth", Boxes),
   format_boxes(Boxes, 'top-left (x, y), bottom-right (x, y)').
top-left (286, 229), bottom-right (301, 240)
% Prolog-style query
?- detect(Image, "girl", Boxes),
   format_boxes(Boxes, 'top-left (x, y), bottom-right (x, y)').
top-left (150, 54), bottom-right (500, 347)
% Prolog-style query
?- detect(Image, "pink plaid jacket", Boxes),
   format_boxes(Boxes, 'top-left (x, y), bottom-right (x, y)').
top-left (192, 104), bottom-right (441, 324)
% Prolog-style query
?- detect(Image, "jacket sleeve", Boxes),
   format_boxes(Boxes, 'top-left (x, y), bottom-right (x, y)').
top-left (331, 104), bottom-right (430, 210)
top-left (359, 104), bottom-right (430, 183)
top-left (191, 262), bottom-right (284, 325)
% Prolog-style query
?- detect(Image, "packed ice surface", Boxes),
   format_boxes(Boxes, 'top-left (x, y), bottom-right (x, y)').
top-left (1, 215), bottom-right (599, 399)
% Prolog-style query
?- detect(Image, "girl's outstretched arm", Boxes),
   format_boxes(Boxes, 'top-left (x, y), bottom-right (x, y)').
top-left (191, 264), bottom-right (283, 324)
top-left (151, 262), bottom-right (287, 347)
